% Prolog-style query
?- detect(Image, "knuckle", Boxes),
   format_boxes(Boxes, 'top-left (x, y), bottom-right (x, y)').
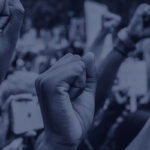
top-left (78, 61), bottom-right (86, 70)
top-left (11, 6), bottom-right (25, 19)
top-left (16, 7), bottom-right (25, 16)
top-left (74, 61), bottom-right (85, 73)
top-left (73, 55), bottom-right (82, 61)
top-left (66, 53), bottom-right (73, 57)
top-left (137, 3), bottom-right (149, 13)
top-left (139, 3), bottom-right (149, 9)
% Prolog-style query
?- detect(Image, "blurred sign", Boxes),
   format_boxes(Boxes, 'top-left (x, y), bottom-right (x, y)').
top-left (11, 94), bottom-right (44, 135)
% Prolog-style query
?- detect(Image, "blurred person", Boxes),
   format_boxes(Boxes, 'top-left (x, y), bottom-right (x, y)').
top-left (49, 24), bottom-right (69, 52)
top-left (32, 54), bottom-right (49, 74)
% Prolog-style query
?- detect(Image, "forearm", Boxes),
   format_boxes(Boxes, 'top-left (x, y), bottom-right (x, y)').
top-left (95, 50), bottom-right (125, 113)
top-left (126, 118), bottom-right (150, 150)
top-left (36, 133), bottom-right (78, 150)
top-left (95, 28), bottom-right (136, 113)
top-left (89, 30), bottom-right (108, 68)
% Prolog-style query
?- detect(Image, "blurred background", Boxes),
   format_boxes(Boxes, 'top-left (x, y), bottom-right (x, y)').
top-left (1, 0), bottom-right (150, 150)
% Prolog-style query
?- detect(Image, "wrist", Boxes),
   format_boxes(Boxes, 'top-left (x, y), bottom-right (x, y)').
top-left (100, 28), bottom-right (109, 36)
top-left (43, 132), bottom-right (78, 150)
top-left (114, 28), bottom-right (136, 57)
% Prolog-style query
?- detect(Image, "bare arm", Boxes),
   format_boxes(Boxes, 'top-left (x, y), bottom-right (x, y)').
top-left (95, 49), bottom-right (125, 113)
top-left (95, 3), bottom-right (150, 113)
top-left (89, 12), bottom-right (121, 69)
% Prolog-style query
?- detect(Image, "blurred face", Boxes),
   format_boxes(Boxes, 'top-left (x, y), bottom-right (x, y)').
top-left (52, 25), bottom-right (66, 44)
top-left (40, 29), bottom-right (53, 46)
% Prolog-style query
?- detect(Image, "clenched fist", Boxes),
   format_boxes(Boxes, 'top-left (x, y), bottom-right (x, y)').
top-left (102, 12), bottom-right (121, 33)
top-left (35, 53), bottom-right (96, 150)
top-left (127, 4), bottom-right (150, 42)
top-left (0, 0), bottom-right (24, 82)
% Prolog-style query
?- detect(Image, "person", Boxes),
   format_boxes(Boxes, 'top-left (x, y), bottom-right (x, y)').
top-left (35, 3), bottom-right (150, 150)
top-left (35, 52), bottom-right (96, 150)
top-left (91, 3), bottom-right (150, 150)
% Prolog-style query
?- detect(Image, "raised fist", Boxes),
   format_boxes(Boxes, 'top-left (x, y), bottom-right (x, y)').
top-left (102, 12), bottom-right (121, 33)
top-left (35, 53), bottom-right (96, 149)
top-left (127, 4), bottom-right (150, 42)
top-left (0, 0), bottom-right (24, 82)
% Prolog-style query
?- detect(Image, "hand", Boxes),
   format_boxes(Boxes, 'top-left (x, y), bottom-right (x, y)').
top-left (102, 12), bottom-right (121, 33)
top-left (0, 0), bottom-right (24, 82)
top-left (0, 0), bottom-right (24, 49)
top-left (127, 4), bottom-right (150, 42)
top-left (35, 53), bottom-right (96, 150)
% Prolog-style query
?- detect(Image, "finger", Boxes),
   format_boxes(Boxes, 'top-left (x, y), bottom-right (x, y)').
top-left (56, 60), bottom-right (86, 87)
top-left (49, 60), bottom-right (86, 95)
top-left (39, 54), bottom-right (82, 82)
top-left (50, 53), bottom-right (82, 71)
top-left (8, 0), bottom-right (24, 11)
top-left (83, 52), bottom-right (96, 93)
top-left (69, 61), bottom-right (86, 99)
top-left (4, 0), bottom-right (24, 37)
top-left (36, 58), bottom-right (86, 98)
top-left (103, 12), bottom-right (121, 22)
top-left (136, 3), bottom-right (150, 16)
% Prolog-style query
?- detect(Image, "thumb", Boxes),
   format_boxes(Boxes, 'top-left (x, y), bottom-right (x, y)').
top-left (0, 0), bottom-right (9, 29)
top-left (83, 52), bottom-right (96, 93)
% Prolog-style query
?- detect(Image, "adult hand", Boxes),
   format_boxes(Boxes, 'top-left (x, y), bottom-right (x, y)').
top-left (35, 53), bottom-right (96, 150)
top-left (127, 4), bottom-right (150, 42)
top-left (102, 12), bottom-right (121, 33)
top-left (0, 0), bottom-right (24, 82)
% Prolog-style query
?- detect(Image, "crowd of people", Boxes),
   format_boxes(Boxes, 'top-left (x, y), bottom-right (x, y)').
top-left (0, 0), bottom-right (150, 150)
